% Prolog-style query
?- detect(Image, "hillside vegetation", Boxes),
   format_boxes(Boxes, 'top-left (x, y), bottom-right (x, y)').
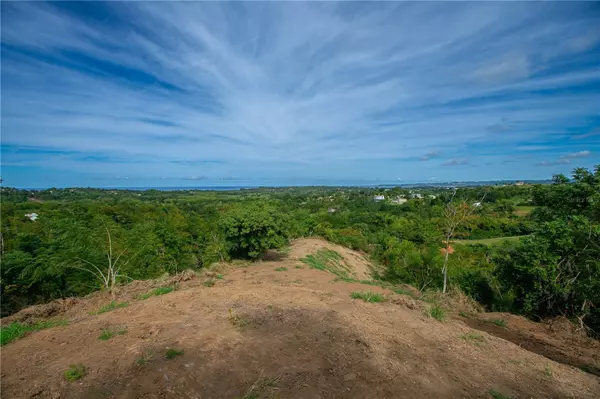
top-left (2, 166), bottom-right (598, 337)
top-left (1, 238), bottom-right (599, 398)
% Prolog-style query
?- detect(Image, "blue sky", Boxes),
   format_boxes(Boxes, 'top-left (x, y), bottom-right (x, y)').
top-left (1, 1), bottom-right (599, 188)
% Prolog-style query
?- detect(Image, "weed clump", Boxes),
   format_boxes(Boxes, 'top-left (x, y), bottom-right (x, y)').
top-left (135, 349), bottom-right (154, 366)
top-left (165, 348), bottom-right (184, 359)
top-left (64, 364), bottom-right (86, 382)
top-left (460, 332), bottom-right (485, 345)
top-left (428, 304), bottom-right (446, 321)
top-left (204, 279), bottom-right (216, 287)
top-left (274, 267), bottom-right (288, 272)
top-left (492, 319), bottom-right (507, 327)
top-left (350, 291), bottom-right (385, 303)
top-left (138, 286), bottom-right (174, 300)
top-left (98, 326), bottom-right (127, 341)
top-left (91, 301), bottom-right (129, 315)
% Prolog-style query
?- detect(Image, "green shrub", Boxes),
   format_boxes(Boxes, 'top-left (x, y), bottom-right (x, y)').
top-left (274, 267), bottom-right (288, 272)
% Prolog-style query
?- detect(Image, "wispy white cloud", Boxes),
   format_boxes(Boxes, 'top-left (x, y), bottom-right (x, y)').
top-left (562, 150), bottom-right (591, 159)
top-left (537, 159), bottom-right (572, 166)
top-left (420, 151), bottom-right (442, 161)
top-left (1, 2), bottom-right (599, 186)
top-left (443, 159), bottom-right (470, 167)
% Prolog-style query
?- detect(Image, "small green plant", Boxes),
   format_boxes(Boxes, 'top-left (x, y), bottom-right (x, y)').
top-left (488, 389), bottom-right (511, 399)
top-left (64, 364), bottom-right (86, 382)
top-left (204, 279), bottom-right (216, 287)
top-left (228, 308), bottom-right (248, 328)
top-left (428, 304), bottom-right (446, 321)
top-left (92, 301), bottom-right (129, 315)
top-left (460, 332), bottom-right (485, 345)
top-left (138, 286), bottom-right (174, 300)
top-left (350, 291), bottom-right (385, 303)
top-left (98, 326), bottom-right (127, 341)
top-left (99, 329), bottom-right (114, 340)
top-left (544, 365), bottom-right (552, 378)
top-left (492, 319), bottom-right (507, 328)
top-left (0, 320), bottom-right (68, 346)
top-left (295, 265), bottom-right (304, 269)
top-left (459, 311), bottom-right (470, 318)
top-left (135, 349), bottom-right (154, 366)
top-left (274, 267), bottom-right (288, 272)
top-left (216, 274), bottom-right (224, 279)
top-left (165, 348), bottom-right (184, 359)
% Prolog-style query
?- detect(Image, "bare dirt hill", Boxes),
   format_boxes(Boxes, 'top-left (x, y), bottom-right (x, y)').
top-left (1, 238), bottom-right (599, 399)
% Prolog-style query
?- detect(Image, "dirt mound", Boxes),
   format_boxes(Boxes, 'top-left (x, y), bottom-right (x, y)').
top-left (286, 237), bottom-right (374, 280)
top-left (2, 239), bottom-right (599, 398)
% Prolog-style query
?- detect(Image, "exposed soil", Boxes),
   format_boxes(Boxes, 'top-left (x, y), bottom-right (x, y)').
top-left (1, 238), bottom-right (599, 399)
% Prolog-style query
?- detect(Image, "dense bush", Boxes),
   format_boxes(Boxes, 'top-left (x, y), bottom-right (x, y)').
top-left (220, 203), bottom-right (289, 259)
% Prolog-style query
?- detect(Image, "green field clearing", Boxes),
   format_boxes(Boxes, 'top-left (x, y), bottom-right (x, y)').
top-left (454, 235), bottom-right (529, 246)
top-left (514, 206), bottom-right (536, 216)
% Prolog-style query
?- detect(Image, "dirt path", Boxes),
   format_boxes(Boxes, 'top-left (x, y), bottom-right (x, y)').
top-left (1, 239), bottom-right (599, 398)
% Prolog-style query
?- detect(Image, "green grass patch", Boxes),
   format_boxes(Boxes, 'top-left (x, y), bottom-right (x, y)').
top-left (514, 205), bottom-right (536, 217)
top-left (459, 311), bottom-right (470, 318)
top-left (92, 301), bottom-right (129, 315)
top-left (0, 320), bottom-right (68, 346)
top-left (461, 332), bottom-right (485, 345)
top-left (428, 304), bottom-right (446, 321)
top-left (203, 279), bottom-right (216, 287)
top-left (216, 274), bottom-right (224, 279)
top-left (138, 286), bottom-right (174, 300)
top-left (64, 364), bottom-right (86, 382)
top-left (165, 348), bottom-right (184, 359)
top-left (350, 291), bottom-right (385, 303)
top-left (454, 235), bottom-right (529, 247)
top-left (274, 267), bottom-right (288, 272)
top-left (301, 249), bottom-right (352, 279)
top-left (295, 265), bottom-right (304, 269)
top-left (492, 319), bottom-right (507, 327)
top-left (98, 326), bottom-right (127, 341)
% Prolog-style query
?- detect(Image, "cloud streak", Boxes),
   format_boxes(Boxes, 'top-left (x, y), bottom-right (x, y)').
top-left (1, 2), bottom-right (599, 187)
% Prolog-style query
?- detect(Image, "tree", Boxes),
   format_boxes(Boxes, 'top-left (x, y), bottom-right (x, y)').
top-left (72, 224), bottom-right (134, 296)
top-left (220, 203), bottom-right (289, 259)
top-left (441, 190), bottom-right (486, 293)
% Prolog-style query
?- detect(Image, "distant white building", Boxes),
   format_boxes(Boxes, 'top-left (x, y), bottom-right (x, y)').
top-left (374, 195), bottom-right (385, 201)
top-left (411, 193), bottom-right (423, 199)
top-left (328, 208), bottom-right (337, 213)
top-left (428, 195), bottom-right (437, 199)
top-left (25, 213), bottom-right (39, 221)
